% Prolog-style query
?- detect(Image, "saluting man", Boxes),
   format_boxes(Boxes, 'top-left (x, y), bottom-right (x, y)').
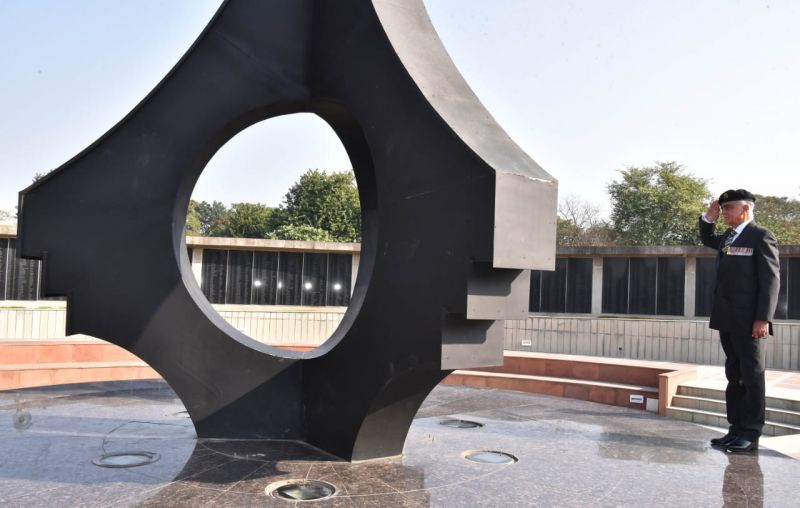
top-left (699, 189), bottom-right (780, 453)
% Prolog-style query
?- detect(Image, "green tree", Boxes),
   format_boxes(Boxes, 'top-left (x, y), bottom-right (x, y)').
top-left (185, 200), bottom-right (203, 236)
top-left (219, 202), bottom-right (274, 238)
top-left (607, 162), bottom-right (710, 246)
top-left (271, 169), bottom-right (361, 242)
top-left (0, 209), bottom-right (13, 222)
top-left (191, 200), bottom-right (228, 236)
top-left (266, 224), bottom-right (334, 241)
top-left (754, 194), bottom-right (800, 244)
top-left (556, 217), bottom-right (581, 246)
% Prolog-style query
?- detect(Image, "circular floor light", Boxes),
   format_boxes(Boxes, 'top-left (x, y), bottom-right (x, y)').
top-left (92, 451), bottom-right (160, 468)
top-left (266, 480), bottom-right (337, 502)
top-left (13, 410), bottom-right (33, 431)
top-left (440, 419), bottom-right (484, 429)
top-left (462, 450), bottom-right (518, 464)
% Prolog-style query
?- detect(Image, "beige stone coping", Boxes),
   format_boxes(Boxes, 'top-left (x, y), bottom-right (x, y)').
top-left (186, 236), bottom-right (360, 252)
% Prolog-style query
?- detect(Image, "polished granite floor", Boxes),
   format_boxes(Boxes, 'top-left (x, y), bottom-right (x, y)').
top-left (1, 380), bottom-right (797, 507)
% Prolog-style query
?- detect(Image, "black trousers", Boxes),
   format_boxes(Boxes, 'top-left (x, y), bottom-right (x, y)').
top-left (719, 331), bottom-right (766, 440)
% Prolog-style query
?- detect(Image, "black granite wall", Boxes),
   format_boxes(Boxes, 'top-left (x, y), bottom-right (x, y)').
top-left (199, 249), bottom-right (352, 307)
top-left (1, 242), bottom-right (796, 318)
top-left (0, 239), bottom-right (40, 300)
top-left (530, 257), bottom-right (592, 313)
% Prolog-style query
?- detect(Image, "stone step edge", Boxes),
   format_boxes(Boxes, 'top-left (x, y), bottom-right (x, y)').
top-left (451, 370), bottom-right (658, 393)
top-left (0, 361), bottom-right (150, 371)
top-left (666, 405), bottom-right (800, 432)
top-left (499, 351), bottom-right (690, 371)
top-left (671, 394), bottom-right (800, 418)
top-left (677, 386), bottom-right (800, 411)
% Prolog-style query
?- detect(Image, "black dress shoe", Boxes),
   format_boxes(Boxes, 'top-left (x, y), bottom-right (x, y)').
top-left (726, 437), bottom-right (758, 453)
top-left (710, 433), bottom-right (737, 447)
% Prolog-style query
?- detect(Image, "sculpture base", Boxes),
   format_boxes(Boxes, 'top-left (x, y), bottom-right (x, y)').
top-left (1, 380), bottom-right (795, 506)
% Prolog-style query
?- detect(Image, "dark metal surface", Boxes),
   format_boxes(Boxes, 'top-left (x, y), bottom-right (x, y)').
top-left (17, 0), bottom-right (556, 461)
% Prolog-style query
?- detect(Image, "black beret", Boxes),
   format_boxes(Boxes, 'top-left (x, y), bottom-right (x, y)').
top-left (718, 189), bottom-right (756, 204)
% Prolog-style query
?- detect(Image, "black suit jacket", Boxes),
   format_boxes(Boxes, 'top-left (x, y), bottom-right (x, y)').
top-left (699, 218), bottom-right (780, 334)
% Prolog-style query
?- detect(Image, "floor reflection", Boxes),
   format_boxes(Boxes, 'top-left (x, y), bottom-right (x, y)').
top-left (722, 452), bottom-right (764, 508)
top-left (139, 439), bottom-right (432, 506)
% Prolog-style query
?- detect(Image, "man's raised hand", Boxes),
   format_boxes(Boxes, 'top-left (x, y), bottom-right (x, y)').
top-left (705, 199), bottom-right (720, 222)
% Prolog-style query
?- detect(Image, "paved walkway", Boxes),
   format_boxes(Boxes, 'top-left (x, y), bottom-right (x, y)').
top-left (683, 366), bottom-right (800, 460)
top-left (4, 380), bottom-right (800, 507)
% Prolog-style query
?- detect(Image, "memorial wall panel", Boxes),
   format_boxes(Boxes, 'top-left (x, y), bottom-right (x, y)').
top-left (277, 252), bottom-right (302, 305)
top-left (529, 270), bottom-right (541, 312)
top-left (201, 249), bottom-right (228, 304)
top-left (253, 251), bottom-right (279, 305)
top-left (566, 258), bottom-right (592, 313)
top-left (302, 253), bottom-right (328, 306)
top-left (540, 258), bottom-right (566, 312)
top-left (0, 239), bottom-right (7, 300)
top-left (7, 240), bottom-right (39, 300)
top-left (602, 258), bottom-right (628, 314)
top-left (657, 257), bottom-right (685, 316)
top-left (694, 257), bottom-right (716, 317)
top-left (789, 258), bottom-right (800, 320)
top-left (776, 258), bottom-right (789, 320)
top-left (628, 258), bottom-right (657, 315)
top-left (226, 250), bottom-right (253, 304)
top-left (326, 254), bottom-right (352, 307)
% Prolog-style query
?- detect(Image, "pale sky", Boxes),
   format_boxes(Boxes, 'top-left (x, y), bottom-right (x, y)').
top-left (1, 0), bottom-right (798, 219)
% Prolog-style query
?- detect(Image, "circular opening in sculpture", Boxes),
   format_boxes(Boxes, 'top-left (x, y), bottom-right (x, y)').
top-left (184, 113), bottom-right (366, 355)
top-left (265, 480), bottom-right (337, 502)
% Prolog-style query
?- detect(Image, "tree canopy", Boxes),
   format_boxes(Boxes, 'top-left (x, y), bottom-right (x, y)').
top-left (754, 195), bottom-right (800, 244)
top-left (271, 169), bottom-right (361, 242)
top-left (607, 162), bottom-right (710, 246)
top-left (266, 224), bottom-right (334, 242)
top-left (183, 163), bottom-right (800, 247)
top-left (188, 200), bottom-right (228, 236)
top-left (186, 169), bottom-right (361, 241)
top-left (221, 202), bottom-right (274, 238)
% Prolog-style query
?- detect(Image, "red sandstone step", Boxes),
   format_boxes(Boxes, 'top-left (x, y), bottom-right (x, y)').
top-left (0, 340), bottom-right (142, 365)
top-left (478, 351), bottom-right (683, 388)
top-left (0, 340), bottom-right (318, 392)
top-left (0, 361), bottom-right (159, 391)
top-left (445, 369), bottom-right (658, 410)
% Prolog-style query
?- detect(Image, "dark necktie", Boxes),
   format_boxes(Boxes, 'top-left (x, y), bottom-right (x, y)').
top-left (721, 228), bottom-right (736, 252)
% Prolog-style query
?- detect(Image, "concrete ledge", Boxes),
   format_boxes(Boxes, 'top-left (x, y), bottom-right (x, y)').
top-left (186, 236), bottom-right (360, 253)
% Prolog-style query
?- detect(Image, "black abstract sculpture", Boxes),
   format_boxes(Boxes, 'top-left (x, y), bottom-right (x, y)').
top-left (18, 0), bottom-right (556, 461)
